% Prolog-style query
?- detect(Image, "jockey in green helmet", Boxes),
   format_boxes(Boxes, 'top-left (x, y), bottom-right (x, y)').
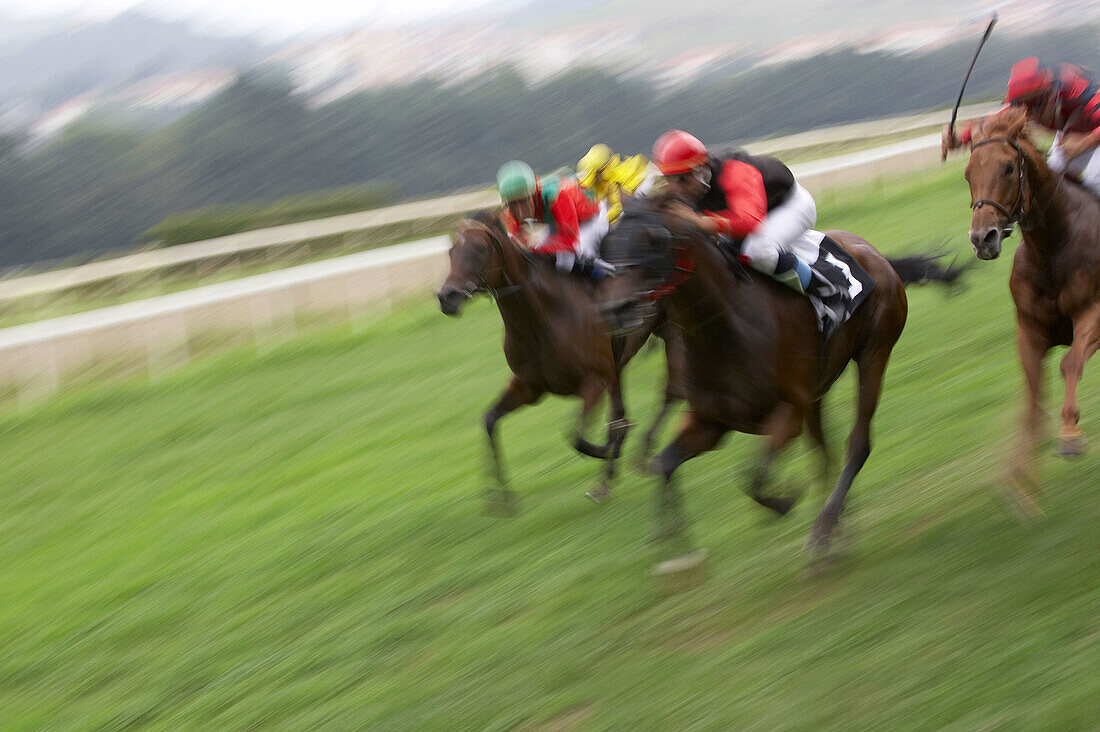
top-left (496, 160), bottom-right (610, 282)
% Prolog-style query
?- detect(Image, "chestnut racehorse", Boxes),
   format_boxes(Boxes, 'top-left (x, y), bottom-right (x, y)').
top-left (963, 107), bottom-right (1100, 514)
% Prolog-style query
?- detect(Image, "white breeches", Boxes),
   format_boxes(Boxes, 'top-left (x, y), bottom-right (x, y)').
top-left (740, 183), bottom-right (823, 273)
top-left (576, 201), bottom-right (610, 259)
top-left (1048, 132), bottom-right (1100, 197)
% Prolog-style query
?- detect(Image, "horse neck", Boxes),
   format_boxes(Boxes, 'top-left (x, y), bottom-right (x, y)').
top-left (669, 235), bottom-right (760, 352)
top-left (489, 233), bottom-right (549, 335)
top-left (1019, 141), bottom-right (1072, 257)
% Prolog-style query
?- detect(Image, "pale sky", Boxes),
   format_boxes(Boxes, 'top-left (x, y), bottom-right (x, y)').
top-left (0, 0), bottom-right (505, 38)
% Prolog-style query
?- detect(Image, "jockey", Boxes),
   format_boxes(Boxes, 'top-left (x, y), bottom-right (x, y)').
top-left (496, 160), bottom-right (610, 281)
top-left (576, 143), bottom-right (660, 225)
top-left (943, 57), bottom-right (1100, 196)
top-left (652, 129), bottom-right (818, 294)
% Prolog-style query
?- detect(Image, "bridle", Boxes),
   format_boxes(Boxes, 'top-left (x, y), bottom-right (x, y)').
top-left (969, 136), bottom-right (1033, 234)
top-left (454, 218), bottom-right (532, 299)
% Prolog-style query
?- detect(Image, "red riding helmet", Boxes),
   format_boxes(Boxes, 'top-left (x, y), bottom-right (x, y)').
top-left (653, 130), bottom-right (708, 175)
top-left (1006, 57), bottom-right (1054, 105)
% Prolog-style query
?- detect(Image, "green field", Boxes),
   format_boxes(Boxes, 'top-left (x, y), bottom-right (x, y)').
top-left (2, 164), bottom-right (1097, 729)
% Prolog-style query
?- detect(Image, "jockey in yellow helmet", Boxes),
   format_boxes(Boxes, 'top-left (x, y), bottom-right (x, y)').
top-left (576, 143), bottom-right (659, 225)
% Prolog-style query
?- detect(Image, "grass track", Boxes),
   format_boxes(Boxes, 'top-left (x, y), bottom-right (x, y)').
top-left (1, 163), bottom-right (1097, 729)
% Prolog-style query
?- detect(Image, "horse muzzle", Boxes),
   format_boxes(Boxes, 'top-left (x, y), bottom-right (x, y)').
top-left (969, 226), bottom-right (1003, 261)
top-left (437, 286), bottom-right (472, 316)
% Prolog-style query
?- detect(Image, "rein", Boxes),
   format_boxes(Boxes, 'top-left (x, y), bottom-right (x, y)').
top-left (970, 136), bottom-right (1033, 233)
top-left (456, 218), bottom-right (532, 299)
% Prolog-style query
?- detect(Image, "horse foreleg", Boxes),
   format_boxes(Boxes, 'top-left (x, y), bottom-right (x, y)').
top-left (484, 378), bottom-right (540, 516)
top-left (746, 402), bottom-right (804, 515)
top-left (1057, 303), bottom-right (1100, 456)
top-left (639, 389), bottom-right (681, 472)
top-left (572, 380), bottom-right (608, 460)
top-left (806, 351), bottom-right (886, 557)
top-left (652, 413), bottom-right (725, 542)
top-left (1007, 324), bottom-right (1048, 515)
top-left (587, 380), bottom-right (630, 503)
top-left (640, 335), bottom-right (686, 471)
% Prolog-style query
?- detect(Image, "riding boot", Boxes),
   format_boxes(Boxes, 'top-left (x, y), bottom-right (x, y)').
top-left (571, 257), bottom-right (610, 283)
top-left (772, 252), bottom-right (813, 294)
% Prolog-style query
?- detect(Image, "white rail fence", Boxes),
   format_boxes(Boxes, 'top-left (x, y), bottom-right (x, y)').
top-left (0, 132), bottom-right (957, 405)
top-left (0, 102), bottom-right (994, 308)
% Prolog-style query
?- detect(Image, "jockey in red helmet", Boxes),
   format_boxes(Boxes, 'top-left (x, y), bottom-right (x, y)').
top-left (652, 129), bottom-right (818, 294)
top-left (943, 57), bottom-right (1100, 196)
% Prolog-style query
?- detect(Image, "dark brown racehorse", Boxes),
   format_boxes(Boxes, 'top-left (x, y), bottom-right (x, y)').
top-left (437, 210), bottom-right (682, 514)
top-left (602, 198), bottom-right (959, 560)
top-left (963, 107), bottom-right (1100, 514)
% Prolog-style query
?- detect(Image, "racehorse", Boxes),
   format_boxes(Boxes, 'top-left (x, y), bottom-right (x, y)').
top-left (437, 209), bottom-right (683, 514)
top-left (962, 106), bottom-right (1100, 514)
top-left (601, 197), bottom-right (960, 562)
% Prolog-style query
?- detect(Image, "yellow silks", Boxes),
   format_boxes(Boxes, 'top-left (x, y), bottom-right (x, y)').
top-left (576, 145), bottom-right (651, 224)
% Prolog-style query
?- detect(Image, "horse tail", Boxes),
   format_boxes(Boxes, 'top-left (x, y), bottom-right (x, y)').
top-left (887, 253), bottom-right (972, 289)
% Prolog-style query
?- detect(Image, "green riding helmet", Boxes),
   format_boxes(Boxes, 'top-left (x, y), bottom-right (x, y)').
top-left (497, 160), bottom-right (538, 203)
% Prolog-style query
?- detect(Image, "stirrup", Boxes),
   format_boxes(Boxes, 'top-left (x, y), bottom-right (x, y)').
top-left (773, 269), bottom-right (806, 294)
top-left (773, 253), bottom-right (812, 294)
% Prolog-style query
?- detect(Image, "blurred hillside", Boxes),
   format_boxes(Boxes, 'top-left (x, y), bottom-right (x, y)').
top-left (6, 0), bottom-right (1098, 140)
top-left (0, 25), bottom-right (1094, 270)
top-left (0, 11), bottom-right (265, 130)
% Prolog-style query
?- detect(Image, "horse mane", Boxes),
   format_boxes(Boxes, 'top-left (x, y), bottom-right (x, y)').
top-left (976, 107), bottom-right (1046, 167)
top-left (461, 208), bottom-right (507, 236)
top-left (978, 106), bottom-right (1030, 141)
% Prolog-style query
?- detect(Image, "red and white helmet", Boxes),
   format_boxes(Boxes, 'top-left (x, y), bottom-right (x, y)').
top-left (652, 130), bottom-right (708, 175)
top-left (1006, 57), bottom-right (1054, 105)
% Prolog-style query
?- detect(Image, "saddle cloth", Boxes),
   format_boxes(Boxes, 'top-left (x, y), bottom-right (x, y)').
top-left (803, 232), bottom-right (876, 339)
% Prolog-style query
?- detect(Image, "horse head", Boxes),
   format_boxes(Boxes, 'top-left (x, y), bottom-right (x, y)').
top-left (964, 106), bottom-right (1039, 260)
top-left (437, 211), bottom-right (510, 316)
top-left (600, 196), bottom-right (690, 333)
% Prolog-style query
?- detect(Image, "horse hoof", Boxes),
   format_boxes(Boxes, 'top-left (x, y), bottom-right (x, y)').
top-left (652, 549), bottom-right (708, 595)
top-left (1056, 434), bottom-right (1087, 457)
top-left (803, 531), bottom-right (830, 559)
top-left (757, 493), bottom-right (798, 516)
top-left (482, 491), bottom-right (519, 518)
top-left (573, 439), bottom-right (607, 460)
top-left (999, 485), bottom-right (1044, 524)
top-left (585, 483), bottom-right (614, 504)
top-left (648, 520), bottom-right (686, 544)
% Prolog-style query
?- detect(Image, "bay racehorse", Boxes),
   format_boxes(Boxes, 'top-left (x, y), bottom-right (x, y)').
top-left (437, 209), bottom-right (683, 514)
top-left (601, 197), bottom-right (960, 563)
top-left (963, 107), bottom-right (1100, 514)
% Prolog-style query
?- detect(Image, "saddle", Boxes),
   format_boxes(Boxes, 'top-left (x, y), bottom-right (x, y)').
top-left (718, 235), bottom-right (875, 339)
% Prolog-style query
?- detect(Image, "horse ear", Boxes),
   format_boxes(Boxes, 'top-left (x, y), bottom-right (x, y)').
top-left (1004, 106), bottom-right (1029, 138)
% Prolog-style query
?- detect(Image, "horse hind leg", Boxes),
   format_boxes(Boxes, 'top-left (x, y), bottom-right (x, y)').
top-left (483, 378), bottom-right (540, 517)
top-left (805, 349), bottom-right (887, 557)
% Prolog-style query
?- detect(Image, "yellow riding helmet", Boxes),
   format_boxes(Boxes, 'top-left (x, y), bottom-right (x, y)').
top-left (577, 143), bottom-right (613, 187)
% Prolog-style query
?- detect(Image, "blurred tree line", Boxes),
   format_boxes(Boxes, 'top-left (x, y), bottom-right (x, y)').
top-left (0, 27), bottom-right (1093, 269)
